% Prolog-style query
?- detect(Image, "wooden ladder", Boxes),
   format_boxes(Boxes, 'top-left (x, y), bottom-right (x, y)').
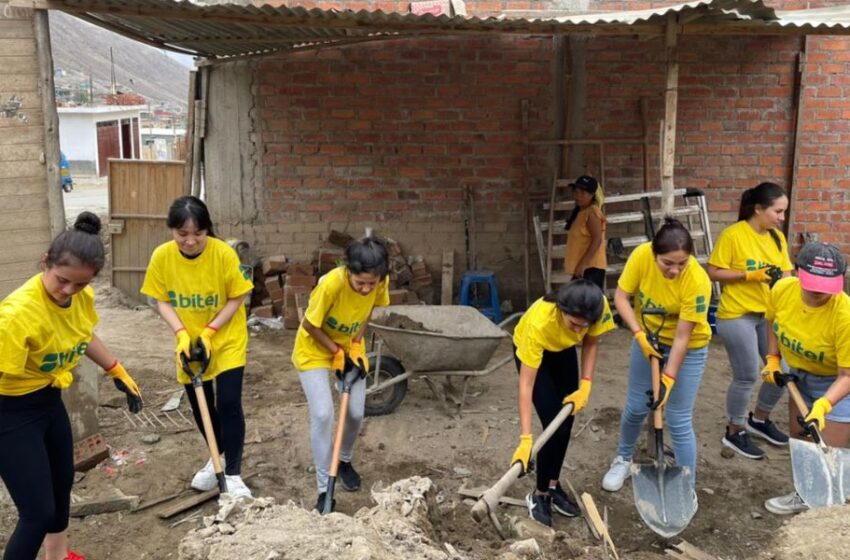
top-left (534, 184), bottom-right (717, 297)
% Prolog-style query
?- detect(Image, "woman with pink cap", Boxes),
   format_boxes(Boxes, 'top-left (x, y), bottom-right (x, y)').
top-left (761, 242), bottom-right (850, 515)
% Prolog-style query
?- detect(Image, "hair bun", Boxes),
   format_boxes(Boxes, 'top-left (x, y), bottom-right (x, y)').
top-left (73, 211), bottom-right (102, 236)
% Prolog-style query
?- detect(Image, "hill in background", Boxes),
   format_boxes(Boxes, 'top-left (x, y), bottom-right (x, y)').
top-left (49, 11), bottom-right (191, 112)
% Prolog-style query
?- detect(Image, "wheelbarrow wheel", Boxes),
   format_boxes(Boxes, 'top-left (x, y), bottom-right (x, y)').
top-left (364, 353), bottom-right (407, 417)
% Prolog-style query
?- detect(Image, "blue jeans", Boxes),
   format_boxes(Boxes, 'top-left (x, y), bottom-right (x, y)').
top-left (617, 340), bottom-right (709, 477)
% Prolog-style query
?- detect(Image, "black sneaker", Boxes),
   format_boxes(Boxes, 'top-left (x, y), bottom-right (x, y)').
top-left (722, 428), bottom-right (765, 460)
top-left (746, 412), bottom-right (789, 446)
top-left (339, 461), bottom-right (361, 492)
top-left (549, 483), bottom-right (580, 517)
top-left (315, 492), bottom-right (336, 514)
top-left (525, 492), bottom-right (553, 527)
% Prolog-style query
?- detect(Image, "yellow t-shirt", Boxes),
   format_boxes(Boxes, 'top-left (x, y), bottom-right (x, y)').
top-left (141, 237), bottom-right (254, 384)
top-left (709, 221), bottom-right (793, 319)
top-left (766, 277), bottom-right (850, 376)
top-left (513, 297), bottom-right (615, 369)
top-left (564, 205), bottom-right (607, 275)
top-left (292, 267), bottom-right (390, 371)
top-left (618, 242), bottom-right (712, 349)
top-left (0, 274), bottom-right (99, 396)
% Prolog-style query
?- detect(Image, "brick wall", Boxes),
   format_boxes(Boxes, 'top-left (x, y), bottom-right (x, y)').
top-left (207, 0), bottom-right (850, 305)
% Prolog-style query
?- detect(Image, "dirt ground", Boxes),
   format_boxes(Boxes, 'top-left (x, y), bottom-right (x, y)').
top-left (0, 277), bottom-right (843, 559)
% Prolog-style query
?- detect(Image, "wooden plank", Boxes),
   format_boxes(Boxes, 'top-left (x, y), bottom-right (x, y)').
top-left (0, 143), bottom-right (43, 161)
top-left (0, 38), bottom-right (37, 56)
top-left (70, 494), bottom-right (139, 517)
top-left (661, 13), bottom-right (679, 216)
top-left (440, 249), bottom-right (453, 305)
top-left (156, 473), bottom-right (256, 519)
top-left (785, 45), bottom-right (807, 245)
top-left (183, 70), bottom-right (197, 196)
top-left (0, 20), bottom-right (35, 38)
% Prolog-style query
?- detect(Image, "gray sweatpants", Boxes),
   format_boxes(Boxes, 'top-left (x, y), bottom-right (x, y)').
top-left (298, 368), bottom-right (366, 493)
top-left (716, 314), bottom-right (785, 426)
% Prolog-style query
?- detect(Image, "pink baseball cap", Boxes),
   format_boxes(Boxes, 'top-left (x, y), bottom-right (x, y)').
top-left (796, 242), bottom-right (846, 295)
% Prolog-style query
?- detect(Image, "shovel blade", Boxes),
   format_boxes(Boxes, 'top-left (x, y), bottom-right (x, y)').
top-left (631, 463), bottom-right (696, 538)
top-left (790, 438), bottom-right (850, 508)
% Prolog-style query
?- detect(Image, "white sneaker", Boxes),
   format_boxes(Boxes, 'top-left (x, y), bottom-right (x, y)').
top-left (191, 456), bottom-right (225, 491)
top-left (224, 475), bottom-right (252, 499)
top-left (765, 492), bottom-right (808, 515)
top-left (602, 456), bottom-right (632, 492)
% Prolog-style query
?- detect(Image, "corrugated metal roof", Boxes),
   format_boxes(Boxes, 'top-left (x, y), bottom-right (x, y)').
top-left (17, 0), bottom-right (850, 60)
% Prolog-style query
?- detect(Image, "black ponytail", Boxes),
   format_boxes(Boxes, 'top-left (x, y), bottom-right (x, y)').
top-left (543, 278), bottom-right (605, 323)
top-left (652, 217), bottom-right (694, 255)
top-left (45, 211), bottom-right (105, 273)
top-left (345, 236), bottom-right (389, 279)
top-left (738, 182), bottom-right (786, 251)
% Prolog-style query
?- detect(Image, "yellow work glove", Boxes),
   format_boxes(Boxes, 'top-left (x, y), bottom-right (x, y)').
top-left (634, 330), bottom-right (663, 362)
top-left (760, 354), bottom-right (796, 386)
top-left (805, 397), bottom-right (833, 433)
top-left (199, 325), bottom-right (218, 360)
top-left (106, 361), bottom-right (143, 414)
top-left (745, 267), bottom-right (772, 283)
top-left (175, 328), bottom-right (192, 362)
top-left (511, 434), bottom-right (534, 474)
top-left (349, 340), bottom-right (369, 371)
top-left (51, 370), bottom-right (74, 389)
top-left (647, 373), bottom-right (676, 410)
top-left (562, 379), bottom-right (592, 415)
top-left (331, 347), bottom-right (346, 375)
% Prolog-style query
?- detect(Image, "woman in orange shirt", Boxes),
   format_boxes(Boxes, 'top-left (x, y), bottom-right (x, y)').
top-left (563, 175), bottom-right (607, 290)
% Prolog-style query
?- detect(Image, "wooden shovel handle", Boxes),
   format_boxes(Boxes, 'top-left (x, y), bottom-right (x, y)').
top-left (194, 385), bottom-right (223, 474)
top-left (328, 392), bottom-right (350, 478)
top-left (786, 380), bottom-right (810, 417)
top-left (650, 356), bottom-right (663, 430)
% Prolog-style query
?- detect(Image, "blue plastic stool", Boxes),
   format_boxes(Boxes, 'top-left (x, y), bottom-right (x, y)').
top-left (459, 270), bottom-right (503, 323)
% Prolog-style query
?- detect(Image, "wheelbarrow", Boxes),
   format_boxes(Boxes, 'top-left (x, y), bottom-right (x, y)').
top-left (364, 305), bottom-right (521, 416)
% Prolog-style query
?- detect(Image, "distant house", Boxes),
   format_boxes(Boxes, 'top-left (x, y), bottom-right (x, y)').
top-left (141, 126), bottom-right (186, 161)
top-left (58, 105), bottom-right (145, 176)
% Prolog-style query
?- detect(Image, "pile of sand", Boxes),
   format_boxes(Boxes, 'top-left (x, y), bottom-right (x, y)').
top-left (179, 477), bottom-right (465, 560)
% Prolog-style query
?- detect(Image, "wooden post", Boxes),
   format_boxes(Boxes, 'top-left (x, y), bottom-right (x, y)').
top-left (183, 70), bottom-right (197, 195)
top-left (566, 36), bottom-right (588, 178)
top-left (552, 35), bottom-right (566, 180)
top-left (660, 14), bottom-right (679, 216)
top-left (441, 249), bottom-right (454, 305)
top-left (33, 10), bottom-right (65, 237)
top-left (641, 97), bottom-right (651, 192)
top-left (785, 38), bottom-right (808, 250)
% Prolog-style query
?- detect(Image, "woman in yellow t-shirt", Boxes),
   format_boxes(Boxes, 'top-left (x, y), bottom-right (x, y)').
top-left (141, 196), bottom-right (254, 499)
top-left (510, 279), bottom-right (615, 527)
top-left (0, 213), bottom-right (142, 560)
top-left (601, 218), bottom-right (712, 494)
top-left (709, 182), bottom-right (794, 460)
top-left (761, 243), bottom-right (850, 515)
top-left (563, 175), bottom-right (607, 290)
top-left (292, 237), bottom-right (389, 513)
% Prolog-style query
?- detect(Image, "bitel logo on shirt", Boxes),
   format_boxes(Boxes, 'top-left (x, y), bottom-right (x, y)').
top-left (773, 323), bottom-right (826, 363)
top-left (325, 316), bottom-right (362, 335)
top-left (168, 291), bottom-right (220, 309)
top-left (40, 342), bottom-right (89, 373)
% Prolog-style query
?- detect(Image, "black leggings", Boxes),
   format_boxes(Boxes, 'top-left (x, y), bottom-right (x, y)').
top-left (515, 346), bottom-right (580, 493)
top-left (0, 387), bottom-right (74, 560)
top-left (184, 367), bottom-right (245, 476)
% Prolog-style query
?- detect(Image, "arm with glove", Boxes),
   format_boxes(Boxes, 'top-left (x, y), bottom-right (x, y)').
top-left (804, 368), bottom-right (850, 432)
top-left (510, 362), bottom-right (538, 474)
top-left (646, 320), bottom-right (695, 409)
top-left (614, 287), bottom-right (663, 363)
top-left (85, 334), bottom-right (143, 413)
top-left (562, 335), bottom-right (600, 415)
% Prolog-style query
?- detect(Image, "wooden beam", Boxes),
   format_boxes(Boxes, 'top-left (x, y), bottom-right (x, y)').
top-left (33, 9), bottom-right (65, 238)
top-left (565, 35), bottom-right (588, 179)
top-left (660, 13), bottom-right (679, 216)
top-left (441, 249), bottom-right (454, 305)
top-left (182, 70), bottom-right (197, 196)
top-left (785, 38), bottom-right (808, 251)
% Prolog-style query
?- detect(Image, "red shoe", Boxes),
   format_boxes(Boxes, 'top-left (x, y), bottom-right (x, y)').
top-left (65, 550), bottom-right (85, 560)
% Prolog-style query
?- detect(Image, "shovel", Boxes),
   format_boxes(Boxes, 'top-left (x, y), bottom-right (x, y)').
top-left (786, 380), bottom-right (850, 508)
top-left (322, 360), bottom-right (364, 515)
top-left (181, 344), bottom-right (227, 494)
top-left (470, 401), bottom-right (575, 538)
top-left (631, 308), bottom-right (696, 538)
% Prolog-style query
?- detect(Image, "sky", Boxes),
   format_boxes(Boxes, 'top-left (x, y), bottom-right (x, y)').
top-left (164, 50), bottom-right (196, 68)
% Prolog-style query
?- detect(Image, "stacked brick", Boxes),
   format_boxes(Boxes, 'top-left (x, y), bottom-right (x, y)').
top-left (284, 262), bottom-right (317, 329)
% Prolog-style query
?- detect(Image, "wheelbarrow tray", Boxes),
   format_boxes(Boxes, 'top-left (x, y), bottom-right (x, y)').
top-left (370, 305), bottom-right (508, 372)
